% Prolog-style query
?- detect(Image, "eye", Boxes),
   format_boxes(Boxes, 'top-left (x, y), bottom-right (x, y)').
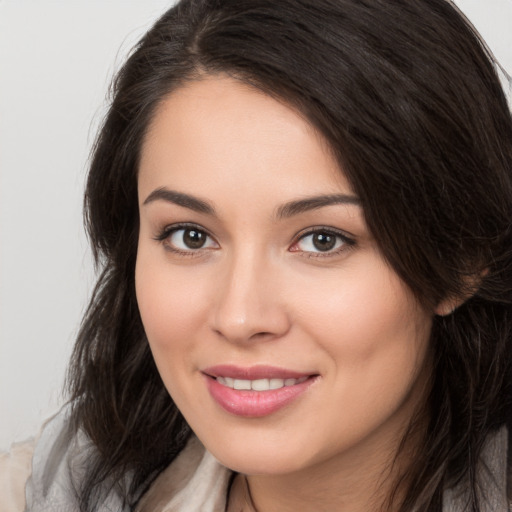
top-left (290, 228), bottom-right (354, 256)
top-left (170, 227), bottom-right (214, 250)
top-left (156, 224), bottom-right (218, 253)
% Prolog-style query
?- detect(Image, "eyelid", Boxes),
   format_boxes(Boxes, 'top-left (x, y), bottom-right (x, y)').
top-left (154, 222), bottom-right (219, 254)
top-left (154, 222), bottom-right (207, 240)
top-left (289, 226), bottom-right (356, 256)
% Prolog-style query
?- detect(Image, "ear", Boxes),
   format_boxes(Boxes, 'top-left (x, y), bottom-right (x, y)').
top-left (434, 296), bottom-right (465, 316)
top-left (434, 268), bottom-right (488, 317)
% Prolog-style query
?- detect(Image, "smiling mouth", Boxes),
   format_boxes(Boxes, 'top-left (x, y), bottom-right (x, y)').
top-left (202, 366), bottom-right (318, 417)
top-left (215, 376), bottom-right (309, 391)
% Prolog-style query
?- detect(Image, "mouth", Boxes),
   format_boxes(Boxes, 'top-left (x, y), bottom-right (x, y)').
top-left (214, 375), bottom-right (309, 391)
top-left (202, 365), bottom-right (318, 417)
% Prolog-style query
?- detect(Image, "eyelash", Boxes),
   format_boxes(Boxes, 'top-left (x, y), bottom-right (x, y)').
top-left (154, 223), bottom-right (218, 257)
top-left (290, 226), bottom-right (355, 258)
top-left (154, 223), bottom-right (356, 258)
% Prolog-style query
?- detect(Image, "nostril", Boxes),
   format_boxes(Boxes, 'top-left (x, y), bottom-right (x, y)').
top-left (249, 331), bottom-right (274, 340)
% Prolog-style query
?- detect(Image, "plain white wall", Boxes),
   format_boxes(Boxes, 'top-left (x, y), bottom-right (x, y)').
top-left (0, 0), bottom-right (177, 450)
top-left (0, 0), bottom-right (511, 452)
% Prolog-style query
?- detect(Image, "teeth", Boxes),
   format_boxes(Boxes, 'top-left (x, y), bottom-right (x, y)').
top-left (216, 376), bottom-right (308, 391)
top-left (270, 378), bottom-right (284, 390)
top-left (252, 378), bottom-right (273, 391)
top-left (233, 379), bottom-right (252, 390)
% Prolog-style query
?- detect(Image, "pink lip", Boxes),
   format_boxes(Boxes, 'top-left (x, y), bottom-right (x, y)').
top-left (203, 364), bottom-right (311, 380)
top-left (202, 365), bottom-right (318, 418)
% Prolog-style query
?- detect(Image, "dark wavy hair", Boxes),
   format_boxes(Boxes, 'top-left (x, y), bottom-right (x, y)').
top-left (67, 0), bottom-right (512, 510)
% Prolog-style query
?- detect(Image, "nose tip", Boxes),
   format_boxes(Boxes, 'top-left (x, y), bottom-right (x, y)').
top-left (210, 260), bottom-right (290, 344)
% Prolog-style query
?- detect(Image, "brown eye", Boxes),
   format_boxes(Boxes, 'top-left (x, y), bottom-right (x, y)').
top-left (311, 232), bottom-right (336, 251)
top-left (182, 229), bottom-right (207, 249)
top-left (291, 228), bottom-right (353, 256)
top-left (164, 226), bottom-right (218, 252)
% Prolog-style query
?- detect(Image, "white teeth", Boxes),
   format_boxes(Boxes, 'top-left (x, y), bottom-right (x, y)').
top-left (233, 379), bottom-right (252, 390)
top-left (270, 378), bottom-right (284, 390)
top-left (216, 376), bottom-right (308, 390)
top-left (252, 379), bottom-right (272, 391)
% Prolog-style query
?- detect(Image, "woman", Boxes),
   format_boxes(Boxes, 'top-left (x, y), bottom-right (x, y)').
top-left (19, 0), bottom-right (512, 510)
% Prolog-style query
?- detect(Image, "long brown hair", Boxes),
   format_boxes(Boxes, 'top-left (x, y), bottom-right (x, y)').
top-left (68, 1), bottom-right (512, 510)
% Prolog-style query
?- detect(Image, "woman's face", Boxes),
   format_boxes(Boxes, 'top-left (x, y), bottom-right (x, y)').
top-left (136, 75), bottom-right (433, 476)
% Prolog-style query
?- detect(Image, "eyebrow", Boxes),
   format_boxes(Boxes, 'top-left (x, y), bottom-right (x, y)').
top-left (275, 193), bottom-right (361, 219)
top-left (143, 187), bottom-right (360, 218)
top-left (143, 187), bottom-right (216, 215)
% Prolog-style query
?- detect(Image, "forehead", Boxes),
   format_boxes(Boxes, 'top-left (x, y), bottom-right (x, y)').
top-left (138, 75), bottom-right (352, 203)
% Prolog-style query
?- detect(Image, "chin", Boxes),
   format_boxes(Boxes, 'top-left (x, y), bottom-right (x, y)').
top-left (213, 448), bottom-right (306, 476)
top-left (195, 425), bottom-right (318, 476)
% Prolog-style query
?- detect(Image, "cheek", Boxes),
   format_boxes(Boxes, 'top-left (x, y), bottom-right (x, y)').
top-left (134, 244), bottom-right (212, 368)
top-left (294, 260), bottom-right (426, 352)
top-left (291, 258), bottom-right (431, 412)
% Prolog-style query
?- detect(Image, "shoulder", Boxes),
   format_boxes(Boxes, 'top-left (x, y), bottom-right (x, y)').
top-left (25, 404), bottom-right (128, 512)
top-left (0, 406), bottom-right (81, 512)
top-left (136, 436), bottom-right (232, 512)
top-left (0, 439), bottom-right (35, 512)
top-left (24, 406), bottom-right (230, 512)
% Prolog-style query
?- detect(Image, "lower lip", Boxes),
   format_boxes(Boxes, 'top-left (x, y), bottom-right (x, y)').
top-left (204, 375), bottom-right (317, 417)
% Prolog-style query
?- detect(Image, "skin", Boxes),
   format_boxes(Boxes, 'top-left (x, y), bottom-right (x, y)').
top-left (135, 75), bottom-right (435, 511)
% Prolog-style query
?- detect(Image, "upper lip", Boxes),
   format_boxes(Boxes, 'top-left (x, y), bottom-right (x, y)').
top-left (202, 364), bottom-right (315, 380)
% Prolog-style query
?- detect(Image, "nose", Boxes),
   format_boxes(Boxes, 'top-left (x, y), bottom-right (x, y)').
top-left (210, 250), bottom-right (291, 344)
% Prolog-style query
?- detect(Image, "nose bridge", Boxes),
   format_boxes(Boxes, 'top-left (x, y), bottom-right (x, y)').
top-left (212, 244), bottom-right (289, 343)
